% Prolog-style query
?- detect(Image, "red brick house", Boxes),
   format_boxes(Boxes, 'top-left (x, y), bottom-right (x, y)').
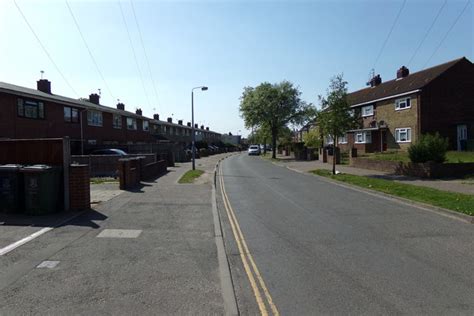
top-left (337, 57), bottom-right (473, 153)
top-left (0, 79), bottom-right (221, 154)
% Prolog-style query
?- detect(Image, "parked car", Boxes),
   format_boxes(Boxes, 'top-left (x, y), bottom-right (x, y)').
top-left (248, 145), bottom-right (261, 156)
top-left (90, 148), bottom-right (128, 156)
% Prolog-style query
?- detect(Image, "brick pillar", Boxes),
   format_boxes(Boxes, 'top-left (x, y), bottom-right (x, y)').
top-left (69, 164), bottom-right (90, 211)
top-left (118, 158), bottom-right (128, 190)
top-left (349, 147), bottom-right (357, 165)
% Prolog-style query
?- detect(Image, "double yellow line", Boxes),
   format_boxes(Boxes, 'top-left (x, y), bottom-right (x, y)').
top-left (218, 164), bottom-right (279, 316)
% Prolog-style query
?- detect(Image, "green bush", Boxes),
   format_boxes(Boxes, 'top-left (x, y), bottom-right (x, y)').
top-left (408, 133), bottom-right (449, 163)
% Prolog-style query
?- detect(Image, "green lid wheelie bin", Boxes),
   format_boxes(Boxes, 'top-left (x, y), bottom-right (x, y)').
top-left (21, 165), bottom-right (61, 215)
top-left (0, 164), bottom-right (23, 213)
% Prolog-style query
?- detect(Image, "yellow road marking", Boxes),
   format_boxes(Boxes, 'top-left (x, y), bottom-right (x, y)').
top-left (219, 164), bottom-right (280, 316)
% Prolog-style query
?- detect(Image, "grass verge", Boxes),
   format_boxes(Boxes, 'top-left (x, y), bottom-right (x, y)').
top-left (361, 151), bottom-right (474, 163)
top-left (90, 177), bottom-right (119, 184)
top-left (178, 169), bottom-right (204, 183)
top-left (310, 169), bottom-right (474, 216)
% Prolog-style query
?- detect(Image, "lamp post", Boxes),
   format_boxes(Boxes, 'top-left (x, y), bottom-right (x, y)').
top-left (191, 86), bottom-right (208, 170)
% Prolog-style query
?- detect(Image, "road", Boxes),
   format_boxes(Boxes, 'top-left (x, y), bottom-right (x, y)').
top-left (217, 154), bottom-right (474, 315)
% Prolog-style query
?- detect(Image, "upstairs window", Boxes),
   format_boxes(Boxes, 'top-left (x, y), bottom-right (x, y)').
top-left (395, 97), bottom-right (411, 110)
top-left (64, 106), bottom-right (79, 123)
top-left (142, 120), bottom-right (149, 131)
top-left (87, 110), bottom-right (103, 127)
top-left (362, 105), bottom-right (374, 117)
top-left (325, 135), bottom-right (334, 145)
top-left (17, 98), bottom-right (45, 119)
top-left (127, 117), bottom-right (137, 130)
top-left (113, 114), bottom-right (122, 129)
top-left (338, 134), bottom-right (347, 144)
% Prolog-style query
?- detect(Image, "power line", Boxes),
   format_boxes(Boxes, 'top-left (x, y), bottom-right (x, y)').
top-left (373, 0), bottom-right (407, 68)
top-left (423, 0), bottom-right (471, 68)
top-left (130, 0), bottom-right (160, 108)
top-left (65, 0), bottom-right (115, 101)
top-left (13, 0), bottom-right (79, 97)
top-left (118, 1), bottom-right (151, 109)
top-left (407, 0), bottom-right (447, 67)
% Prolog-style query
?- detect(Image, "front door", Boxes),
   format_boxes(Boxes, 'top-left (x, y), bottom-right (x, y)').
top-left (457, 124), bottom-right (467, 151)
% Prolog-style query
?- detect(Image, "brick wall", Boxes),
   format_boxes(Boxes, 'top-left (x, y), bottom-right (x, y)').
top-left (69, 164), bottom-right (90, 210)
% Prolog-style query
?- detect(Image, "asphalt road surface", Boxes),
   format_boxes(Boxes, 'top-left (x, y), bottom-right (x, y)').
top-left (218, 154), bottom-right (474, 315)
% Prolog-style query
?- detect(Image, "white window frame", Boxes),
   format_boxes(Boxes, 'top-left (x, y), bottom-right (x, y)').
top-left (355, 131), bottom-right (372, 144)
top-left (338, 134), bottom-right (347, 144)
top-left (395, 97), bottom-right (411, 111)
top-left (126, 117), bottom-right (137, 130)
top-left (87, 110), bottom-right (103, 127)
top-left (113, 114), bottom-right (122, 129)
top-left (325, 135), bottom-right (334, 145)
top-left (361, 105), bottom-right (374, 117)
top-left (395, 128), bottom-right (411, 143)
top-left (142, 120), bottom-right (149, 131)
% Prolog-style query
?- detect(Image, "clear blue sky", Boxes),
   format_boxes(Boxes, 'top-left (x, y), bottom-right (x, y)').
top-left (1, 0), bottom-right (472, 136)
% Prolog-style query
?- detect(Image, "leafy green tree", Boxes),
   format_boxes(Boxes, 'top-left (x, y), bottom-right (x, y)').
top-left (240, 81), bottom-right (314, 159)
top-left (318, 74), bottom-right (357, 174)
top-left (408, 133), bottom-right (449, 163)
top-left (302, 128), bottom-right (322, 148)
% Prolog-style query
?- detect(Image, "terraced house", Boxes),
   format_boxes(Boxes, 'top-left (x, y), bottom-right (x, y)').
top-left (337, 57), bottom-right (473, 153)
top-left (0, 79), bottom-right (221, 154)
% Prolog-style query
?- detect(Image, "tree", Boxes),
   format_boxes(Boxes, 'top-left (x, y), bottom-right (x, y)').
top-left (317, 74), bottom-right (357, 174)
top-left (239, 81), bottom-right (314, 159)
top-left (302, 128), bottom-right (322, 149)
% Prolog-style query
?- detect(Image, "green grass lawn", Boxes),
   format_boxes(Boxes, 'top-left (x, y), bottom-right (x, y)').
top-left (90, 177), bottom-right (119, 184)
top-left (310, 169), bottom-right (474, 216)
top-left (178, 169), bottom-right (204, 183)
top-left (361, 151), bottom-right (474, 164)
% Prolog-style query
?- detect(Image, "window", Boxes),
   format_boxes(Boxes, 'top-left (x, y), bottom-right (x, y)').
top-left (142, 120), bottom-right (149, 131)
top-left (338, 134), bottom-right (347, 144)
top-left (64, 106), bottom-right (79, 123)
top-left (355, 131), bottom-right (372, 144)
top-left (127, 117), bottom-right (137, 130)
top-left (395, 128), bottom-right (411, 142)
top-left (87, 110), bottom-right (103, 127)
top-left (395, 97), bottom-right (411, 110)
top-left (17, 98), bottom-right (44, 119)
top-left (362, 105), bottom-right (374, 117)
top-left (113, 114), bottom-right (122, 129)
top-left (325, 135), bottom-right (334, 144)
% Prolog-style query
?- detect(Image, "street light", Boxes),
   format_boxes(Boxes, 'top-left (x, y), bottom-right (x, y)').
top-left (191, 86), bottom-right (208, 170)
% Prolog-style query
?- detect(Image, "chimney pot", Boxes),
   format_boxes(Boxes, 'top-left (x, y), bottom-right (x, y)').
top-left (153, 114), bottom-right (159, 120)
top-left (89, 93), bottom-right (100, 105)
top-left (167, 117), bottom-right (172, 123)
top-left (135, 108), bottom-right (142, 116)
top-left (37, 79), bottom-right (51, 94)
top-left (187, 122), bottom-right (191, 127)
top-left (178, 120), bottom-right (183, 125)
top-left (201, 125), bottom-right (205, 129)
top-left (194, 124), bottom-right (198, 128)
top-left (117, 102), bottom-right (125, 110)
top-left (368, 74), bottom-right (382, 87)
top-left (206, 127), bottom-right (209, 131)
top-left (397, 66), bottom-right (410, 79)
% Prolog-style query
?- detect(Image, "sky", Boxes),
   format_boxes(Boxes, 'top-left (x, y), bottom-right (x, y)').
top-left (1, 0), bottom-right (472, 137)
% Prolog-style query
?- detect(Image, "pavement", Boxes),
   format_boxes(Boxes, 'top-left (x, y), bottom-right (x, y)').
top-left (0, 152), bottom-right (237, 315)
top-left (268, 154), bottom-right (474, 195)
top-left (217, 154), bottom-right (474, 315)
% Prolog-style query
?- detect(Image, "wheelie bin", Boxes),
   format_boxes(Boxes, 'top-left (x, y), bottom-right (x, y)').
top-left (0, 164), bottom-right (23, 213)
top-left (21, 165), bottom-right (61, 215)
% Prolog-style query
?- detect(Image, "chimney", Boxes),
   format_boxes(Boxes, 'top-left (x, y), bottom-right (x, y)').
top-left (201, 125), bottom-right (205, 129)
top-left (116, 102), bottom-right (125, 110)
top-left (135, 108), bottom-right (142, 116)
top-left (187, 122), bottom-right (191, 127)
top-left (178, 120), bottom-right (183, 125)
top-left (89, 93), bottom-right (100, 105)
top-left (206, 127), bottom-right (209, 131)
top-left (153, 114), bottom-right (159, 120)
top-left (167, 117), bottom-right (172, 123)
top-left (194, 124), bottom-right (198, 128)
top-left (397, 66), bottom-right (409, 79)
top-left (37, 79), bottom-right (51, 94)
top-left (367, 74), bottom-right (382, 87)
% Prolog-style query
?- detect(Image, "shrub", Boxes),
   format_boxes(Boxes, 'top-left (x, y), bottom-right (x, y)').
top-left (408, 133), bottom-right (448, 163)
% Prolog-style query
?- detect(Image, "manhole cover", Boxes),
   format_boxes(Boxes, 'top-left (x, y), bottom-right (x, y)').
top-left (96, 229), bottom-right (142, 238)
